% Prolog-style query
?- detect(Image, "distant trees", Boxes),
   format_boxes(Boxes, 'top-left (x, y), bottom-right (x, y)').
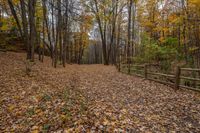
top-left (4, 0), bottom-right (90, 66)
top-left (86, 0), bottom-right (126, 65)
top-left (1, 0), bottom-right (199, 68)
top-left (136, 0), bottom-right (200, 68)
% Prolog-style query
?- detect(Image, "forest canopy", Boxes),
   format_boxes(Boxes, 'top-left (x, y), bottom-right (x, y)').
top-left (0, 0), bottom-right (199, 69)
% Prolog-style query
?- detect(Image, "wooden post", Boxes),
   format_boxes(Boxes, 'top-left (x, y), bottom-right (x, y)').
top-left (175, 66), bottom-right (181, 90)
top-left (198, 71), bottom-right (200, 89)
top-left (192, 71), bottom-right (196, 89)
top-left (118, 54), bottom-right (121, 72)
top-left (144, 64), bottom-right (148, 79)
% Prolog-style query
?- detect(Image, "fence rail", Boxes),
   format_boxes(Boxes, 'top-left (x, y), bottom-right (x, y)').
top-left (118, 64), bottom-right (200, 92)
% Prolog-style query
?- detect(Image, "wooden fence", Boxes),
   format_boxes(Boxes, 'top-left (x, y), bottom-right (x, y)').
top-left (118, 64), bottom-right (200, 92)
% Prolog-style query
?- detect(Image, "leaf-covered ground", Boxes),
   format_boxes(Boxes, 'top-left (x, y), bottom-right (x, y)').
top-left (0, 52), bottom-right (200, 132)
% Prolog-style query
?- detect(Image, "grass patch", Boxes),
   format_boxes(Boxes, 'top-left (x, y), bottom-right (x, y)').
top-left (41, 93), bottom-right (52, 102)
top-left (42, 124), bottom-right (51, 133)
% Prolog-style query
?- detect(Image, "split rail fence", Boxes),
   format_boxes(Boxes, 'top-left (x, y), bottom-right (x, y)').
top-left (118, 64), bottom-right (200, 91)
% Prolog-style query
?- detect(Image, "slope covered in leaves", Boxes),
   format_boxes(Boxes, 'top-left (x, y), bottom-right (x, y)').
top-left (0, 52), bottom-right (200, 132)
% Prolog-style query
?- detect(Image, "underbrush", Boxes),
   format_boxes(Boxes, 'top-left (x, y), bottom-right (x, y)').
top-left (0, 33), bottom-right (24, 51)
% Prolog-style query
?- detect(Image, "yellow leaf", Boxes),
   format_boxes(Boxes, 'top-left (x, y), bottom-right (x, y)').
top-left (31, 130), bottom-right (39, 133)
top-left (31, 126), bottom-right (39, 133)
top-left (103, 118), bottom-right (110, 125)
top-left (121, 109), bottom-right (127, 113)
top-left (8, 105), bottom-right (15, 112)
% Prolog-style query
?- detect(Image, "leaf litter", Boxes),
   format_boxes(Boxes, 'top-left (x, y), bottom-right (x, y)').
top-left (0, 52), bottom-right (200, 132)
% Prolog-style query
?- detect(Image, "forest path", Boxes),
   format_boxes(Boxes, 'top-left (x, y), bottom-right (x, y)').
top-left (0, 52), bottom-right (200, 132)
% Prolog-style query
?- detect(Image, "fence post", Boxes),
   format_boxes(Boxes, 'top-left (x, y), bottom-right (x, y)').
top-left (144, 64), bottom-right (148, 79)
top-left (128, 63), bottom-right (130, 74)
top-left (175, 66), bottom-right (181, 90)
top-left (118, 54), bottom-right (121, 72)
top-left (118, 62), bottom-right (121, 72)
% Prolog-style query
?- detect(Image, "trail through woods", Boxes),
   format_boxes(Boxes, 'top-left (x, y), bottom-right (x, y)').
top-left (0, 52), bottom-right (200, 132)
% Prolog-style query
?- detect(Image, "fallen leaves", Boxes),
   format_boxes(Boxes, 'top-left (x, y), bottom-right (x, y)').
top-left (0, 52), bottom-right (200, 132)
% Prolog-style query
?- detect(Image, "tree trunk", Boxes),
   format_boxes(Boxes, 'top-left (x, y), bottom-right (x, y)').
top-left (20, 0), bottom-right (30, 59)
top-left (127, 0), bottom-right (133, 73)
top-left (94, 0), bottom-right (109, 65)
top-left (28, 0), bottom-right (37, 62)
top-left (7, 0), bottom-right (23, 37)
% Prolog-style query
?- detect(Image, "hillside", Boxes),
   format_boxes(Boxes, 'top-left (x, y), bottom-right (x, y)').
top-left (0, 33), bottom-right (25, 52)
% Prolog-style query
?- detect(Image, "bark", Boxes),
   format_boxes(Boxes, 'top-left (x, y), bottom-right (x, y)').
top-left (42, 0), bottom-right (53, 58)
top-left (127, 0), bottom-right (133, 73)
top-left (7, 0), bottom-right (23, 37)
top-left (58, 0), bottom-right (62, 64)
top-left (20, 0), bottom-right (30, 59)
top-left (42, 19), bottom-right (45, 62)
top-left (131, 2), bottom-right (136, 57)
top-left (93, 0), bottom-right (109, 65)
top-left (108, 0), bottom-right (118, 64)
top-left (28, 0), bottom-right (37, 62)
top-left (62, 0), bottom-right (69, 67)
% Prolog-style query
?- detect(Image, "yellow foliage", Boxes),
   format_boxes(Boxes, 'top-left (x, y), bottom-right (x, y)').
top-left (12, 0), bottom-right (20, 6)
top-left (189, 46), bottom-right (199, 52)
top-left (1, 24), bottom-right (9, 31)
top-left (0, 17), bottom-right (17, 31)
top-left (168, 14), bottom-right (180, 24)
top-left (190, 0), bottom-right (200, 5)
top-left (143, 21), bottom-right (154, 28)
top-left (153, 26), bottom-right (162, 32)
top-left (159, 37), bottom-right (165, 43)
